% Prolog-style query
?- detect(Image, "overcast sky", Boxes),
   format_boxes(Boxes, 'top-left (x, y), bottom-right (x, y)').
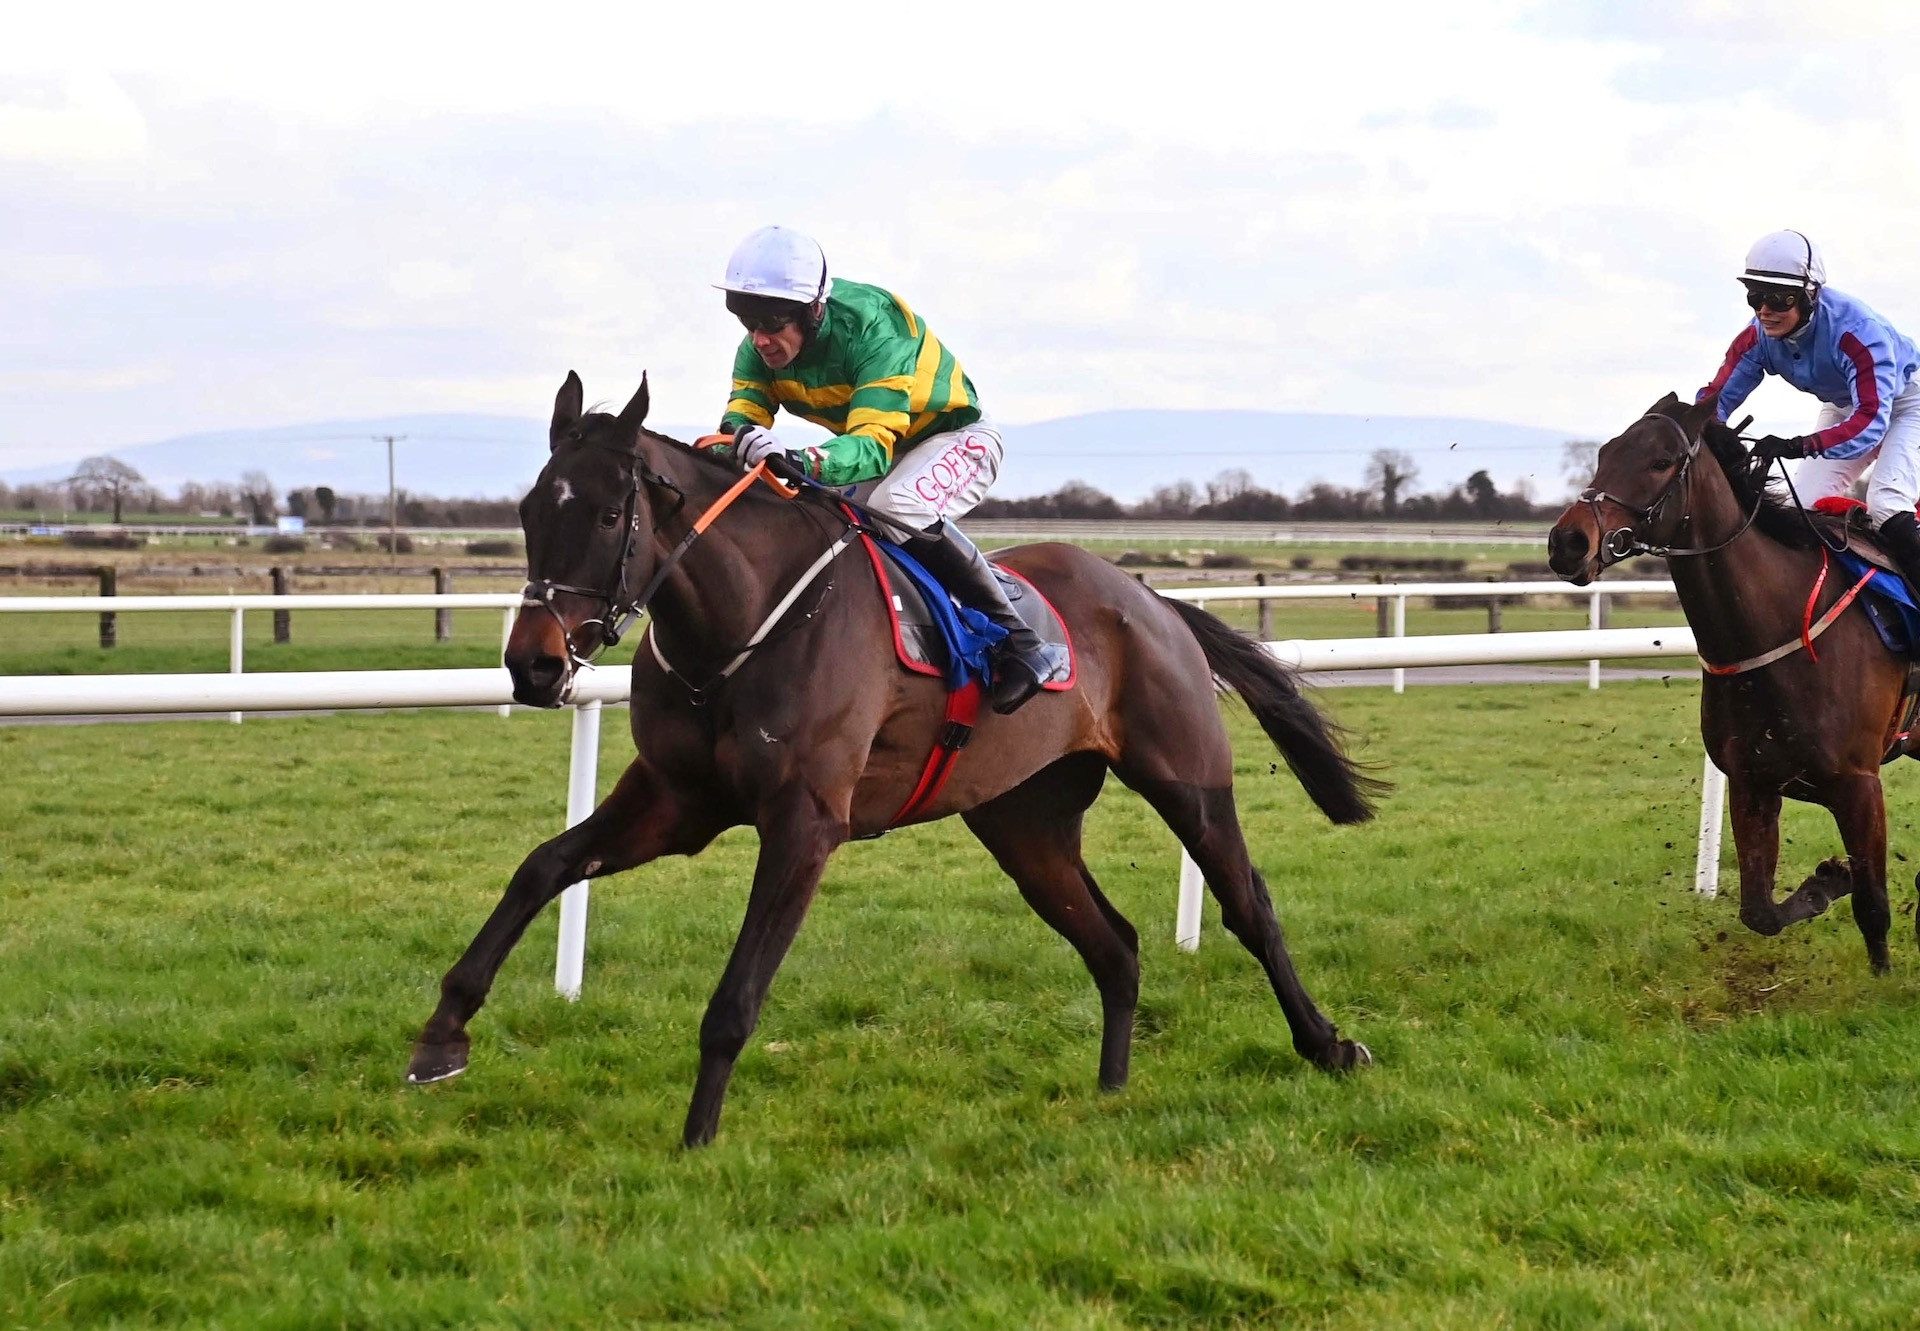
top-left (4, 0), bottom-right (1917, 474)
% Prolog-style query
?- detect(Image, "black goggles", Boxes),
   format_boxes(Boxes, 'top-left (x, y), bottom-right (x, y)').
top-left (1745, 287), bottom-right (1802, 314)
top-left (736, 309), bottom-right (798, 335)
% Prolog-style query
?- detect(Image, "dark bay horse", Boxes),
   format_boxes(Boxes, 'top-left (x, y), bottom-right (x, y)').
top-left (407, 372), bottom-right (1385, 1145)
top-left (1548, 392), bottom-right (1911, 972)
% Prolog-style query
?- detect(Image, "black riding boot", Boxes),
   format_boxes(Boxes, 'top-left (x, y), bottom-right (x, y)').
top-left (909, 522), bottom-right (1070, 713)
top-left (1879, 512), bottom-right (1920, 596)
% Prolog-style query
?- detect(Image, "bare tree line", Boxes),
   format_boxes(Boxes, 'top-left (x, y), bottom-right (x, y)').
top-left (6, 443), bottom-right (1605, 528)
top-left (974, 445), bottom-right (1605, 523)
top-left (0, 459), bottom-right (517, 528)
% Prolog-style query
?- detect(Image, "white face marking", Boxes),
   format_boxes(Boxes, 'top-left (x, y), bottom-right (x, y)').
top-left (553, 477), bottom-right (575, 505)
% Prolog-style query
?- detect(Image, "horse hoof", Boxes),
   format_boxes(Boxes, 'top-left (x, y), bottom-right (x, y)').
top-left (1314, 1039), bottom-right (1372, 1073)
top-left (405, 1041), bottom-right (469, 1085)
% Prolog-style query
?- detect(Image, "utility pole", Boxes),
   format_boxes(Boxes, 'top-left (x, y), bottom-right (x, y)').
top-left (373, 434), bottom-right (407, 567)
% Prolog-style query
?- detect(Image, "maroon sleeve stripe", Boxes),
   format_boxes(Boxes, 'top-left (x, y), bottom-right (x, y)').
top-left (1701, 326), bottom-right (1758, 399)
top-left (1809, 332), bottom-right (1882, 454)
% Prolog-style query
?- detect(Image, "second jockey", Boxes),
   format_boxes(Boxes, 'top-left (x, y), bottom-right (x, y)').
top-left (710, 225), bottom-right (1070, 714)
top-left (1698, 228), bottom-right (1920, 586)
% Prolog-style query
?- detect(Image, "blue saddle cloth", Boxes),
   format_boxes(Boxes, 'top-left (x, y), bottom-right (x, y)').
top-left (1836, 550), bottom-right (1920, 656)
top-left (870, 535), bottom-right (1008, 690)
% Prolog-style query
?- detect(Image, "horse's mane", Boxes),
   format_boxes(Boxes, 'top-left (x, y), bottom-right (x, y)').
top-left (570, 408), bottom-right (742, 482)
top-left (644, 427), bottom-right (741, 481)
top-left (1694, 414), bottom-right (1846, 551)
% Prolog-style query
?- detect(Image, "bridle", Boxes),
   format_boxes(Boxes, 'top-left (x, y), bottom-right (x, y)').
top-left (520, 438), bottom-right (812, 675)
top-left (520, 440), bottom-right (688, 670)
top-left (1575, 413), bottom-right (1767, 565)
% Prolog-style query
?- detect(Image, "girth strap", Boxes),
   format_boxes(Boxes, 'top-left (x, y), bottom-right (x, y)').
top-left (883, 679), bottom-right (983, 830)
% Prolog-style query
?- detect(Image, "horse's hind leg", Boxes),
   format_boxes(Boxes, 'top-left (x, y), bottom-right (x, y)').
top-left (963, 754), bottom-right (1141, 1091)
top-left (407, 760), bottom-right (724, 1086)
top-left (1124, 773), bottom-right (1368, 1072)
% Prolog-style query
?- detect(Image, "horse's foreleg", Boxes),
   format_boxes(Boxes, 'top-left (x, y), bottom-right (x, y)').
top-left (407, 762), bottom-right (719, 1085)
top-left (1728, 775), bottom-right (1802, 937)
top-left (1823, 772), bottom-right (1891, 972)
top-left (683, 790), bottom-right (844, 1149)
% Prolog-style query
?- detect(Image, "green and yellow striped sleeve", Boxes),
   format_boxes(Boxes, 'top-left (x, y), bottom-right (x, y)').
top-left (802, 342), bottom-right (920, 486)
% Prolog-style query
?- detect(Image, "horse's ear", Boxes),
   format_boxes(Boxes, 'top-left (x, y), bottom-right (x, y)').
top-left (1682, 390), bottom-right (1720, 437)
top-left (616, 373), bottom-right (651, 433)
top-left (1645, 391), bottom-right (1683, 416)
top-left (551, 371), bottom-right (584, 450)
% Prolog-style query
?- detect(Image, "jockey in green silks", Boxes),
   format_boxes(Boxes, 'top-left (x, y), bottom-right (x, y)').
top-left (710, 225), bottom-right (1068, 714)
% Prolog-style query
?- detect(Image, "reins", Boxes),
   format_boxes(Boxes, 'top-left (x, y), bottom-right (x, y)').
top-left (521, 442), bottom-right (802, 671)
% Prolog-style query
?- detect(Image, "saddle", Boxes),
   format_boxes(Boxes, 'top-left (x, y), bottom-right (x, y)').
top-left (1809, 499), bottom-right (1920, 763)
top-left (1812, 497), bottom-right (1902, 576)
top-left (855, 535), bottom-right (1075, 692)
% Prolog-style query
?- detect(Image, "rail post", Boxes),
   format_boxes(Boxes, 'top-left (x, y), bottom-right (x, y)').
top-left (1392, 593), bottom-right (1407, 694)
top-left (1588, 590), bottom-right (1604, 689)
top-left (499, 606), bottom-right (515, 718)
top-left (1255, 572), bottom-right (1273, 640)
top-left (270, 567), bottom-right (291, 644)
top-left (1695, 751), bottom-right (1726, 897)
top-left (555, 699), bottom-right (603, 998)
top-left (228, 608), bottom-right (245, 724)
top-left (1176, 849), bottom-right (1204, 951)
top-left (433, 567), bottom-right (453, 642)
top-left (97, 566), bottom-right (116, 649)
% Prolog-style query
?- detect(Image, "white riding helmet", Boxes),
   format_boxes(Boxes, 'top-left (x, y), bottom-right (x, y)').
top-left (718, 226), bottom-right (829, 304)
top-left (1741, 229), bottom-right (1826, 292)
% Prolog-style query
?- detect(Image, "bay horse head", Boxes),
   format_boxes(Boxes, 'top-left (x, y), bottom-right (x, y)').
top-left (506, 371), bottom-right (678, 707)
top-left (1547, 392), bottom-right (1725, 585)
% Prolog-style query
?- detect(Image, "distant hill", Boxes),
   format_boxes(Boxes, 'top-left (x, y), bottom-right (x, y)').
top-left (1, 409), bottom-right (1580, 504)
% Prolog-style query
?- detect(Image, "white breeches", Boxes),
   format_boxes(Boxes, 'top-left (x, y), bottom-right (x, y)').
top-left (843, 417), bottom-right (1005, 540)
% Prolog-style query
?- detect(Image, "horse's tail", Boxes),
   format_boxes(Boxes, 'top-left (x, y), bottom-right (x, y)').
top-left (1163, 596), bottom-right (1386, 825)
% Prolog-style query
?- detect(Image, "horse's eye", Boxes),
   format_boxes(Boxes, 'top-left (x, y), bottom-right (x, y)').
top-left (599, 507), bottom-right (622, 529)
top-left (1651, 457), bottom-right (1677, 473)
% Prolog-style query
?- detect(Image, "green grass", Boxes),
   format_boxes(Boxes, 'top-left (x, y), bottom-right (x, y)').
top-left (7, 683), bottom-right (1920, 1326)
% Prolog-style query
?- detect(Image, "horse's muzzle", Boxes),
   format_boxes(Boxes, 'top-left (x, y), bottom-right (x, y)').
top-left (504, 607), bottom-right (575, 708)
top-left (1546, 508), bottom-right (1598, 585)
top-left (508, 653), bottom-right (571, 708)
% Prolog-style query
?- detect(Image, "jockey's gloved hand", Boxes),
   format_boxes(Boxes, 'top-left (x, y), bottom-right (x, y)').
top-left (1751, 434), bottom-right (1809, 461)
top-left (733, 426), bottom-right (788, 470)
